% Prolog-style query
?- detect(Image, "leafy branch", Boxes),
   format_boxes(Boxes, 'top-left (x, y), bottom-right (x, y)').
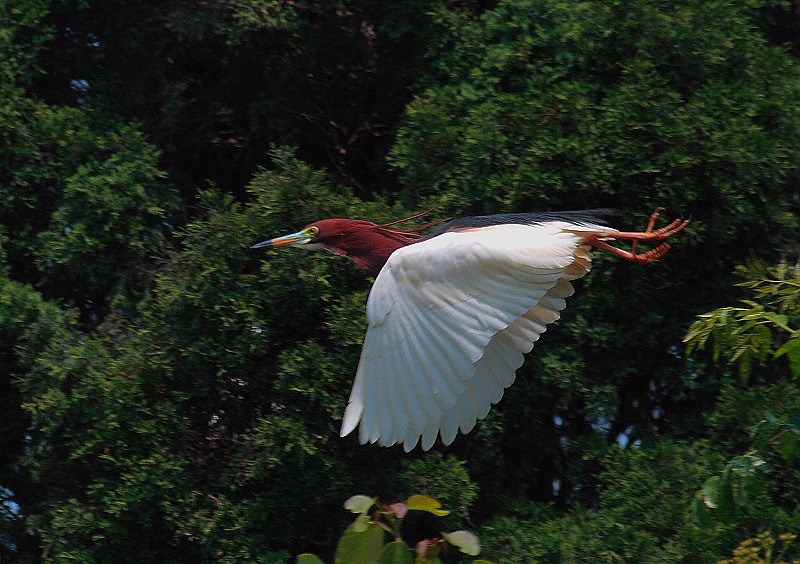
top-left (297, 494), bottom-right (490, 564)
top-left (684, 261), bottom-right (800, 380)
top-left (685, 260), bottom-right (800, 523)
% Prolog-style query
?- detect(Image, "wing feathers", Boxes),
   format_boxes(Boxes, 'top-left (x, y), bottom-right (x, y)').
top-left (440, 407), bottom-right (460, 446)
top-left (341, 222), bottom-right (602, 449)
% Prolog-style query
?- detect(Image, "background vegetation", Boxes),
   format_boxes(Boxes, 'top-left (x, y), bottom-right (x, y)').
top-left (1, 0), bottom-right (799, 561)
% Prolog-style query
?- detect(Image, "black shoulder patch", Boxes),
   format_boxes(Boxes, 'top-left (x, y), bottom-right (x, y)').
top-left (428, 209), bottom-right (618, 237)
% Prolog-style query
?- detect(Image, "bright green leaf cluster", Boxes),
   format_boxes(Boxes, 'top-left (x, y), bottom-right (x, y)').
top-left (685, 261), bottom-right (800, 531)
top-left (303, 494), bottom-right (488, 564)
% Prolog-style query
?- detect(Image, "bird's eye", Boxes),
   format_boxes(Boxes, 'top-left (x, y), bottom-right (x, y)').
top-left (306, 226), bottom-right (319, 237)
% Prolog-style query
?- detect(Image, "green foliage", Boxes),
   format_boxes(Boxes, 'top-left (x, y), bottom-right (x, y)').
top-left (685, 261), bottom-right (800, 380)
top-left (39, 0), bottom-right (445, 194)
top-left (303, 494), bottom-right (487, 564)
top-left (685, 260), bottom-right (800, 455)
top-left (753, 410), bottom-right (800, 466)
top-left (699, 454), bottom-right (769, 518)
top-left (399, 454), bottom-right (478, 524)
top-left (394, 0), bottom-right (800, 230)
top-left (554, 442), bottom-right (716, 562)
top-left (0, 0), bottom-right (51, 86)
top-left (2, 0), bottom-right (800, 561)
top-left (478, 441), bottom-right (721, 563)
top-left (16, 323), bottom-right (201, 562)
top-left (0, 269), bottom-right (72, 559)
top-left (1, 0), bottom-right (176, 318)
top-left (685, 302), bottom-right (787, 380)
top-left (0, 101), bottom-right (176, 314)
top-left (334, 519), bottom-right (386, 564)
top-left (684, 262), bottom-right (800, 547)
top-left (719, 532), bottom-right (800, 564)
top-left (9, 153), bottom-right (444, 560)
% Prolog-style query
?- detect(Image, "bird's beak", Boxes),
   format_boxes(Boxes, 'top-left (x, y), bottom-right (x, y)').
top-left (250, 231), bottom-right (310, 249)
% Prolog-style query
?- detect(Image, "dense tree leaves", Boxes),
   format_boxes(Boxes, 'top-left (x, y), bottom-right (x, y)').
top-left (35, 0), bottom-right (444, 196)
top-left (0, 262), bottom-right (73, 558)
top-left (0, 96), bottom-right (176, 321)
top-left (1, 0), bottom-right (800, 561)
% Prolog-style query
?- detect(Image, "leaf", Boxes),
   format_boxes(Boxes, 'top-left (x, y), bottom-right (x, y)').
top-left (297, 554), bottom-right (325, 564)
top-left (334, 521), bottom-right (385, 564)
top-left (775, 337), bottom-right (800, 379)
top-left (729, 453), bottom-right (769, 478)
top-left (764, 311), bottom-right (789, 328)
top-left (379, 541), bottom-right (413, 564)
top-left (693, 496), bottom-right (712, 528)
top-left (777, 431), bottom-right (800, 464)
top-left (405, 495), bottom-right (450, 516)
top-left (352, 514), bottom-right (370, 533)
top-left (442, 530), bottom-right (480, 556)
top-left (344, 495), bottom-right (377, 515)
top-left (702, 475), bottom-right (722, 509)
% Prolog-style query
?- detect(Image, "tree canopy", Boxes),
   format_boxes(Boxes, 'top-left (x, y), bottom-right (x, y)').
top-left (1, 0), bottom-right (799, 561)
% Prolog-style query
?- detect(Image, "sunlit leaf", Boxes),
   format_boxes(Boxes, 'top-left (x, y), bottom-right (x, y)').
top-left (296, 554), bottom-right (325, 564)
top-left (775, 337), bottom-right (800, 379)
top-left (406, 495), bottom-right (450, 516)
top-left (352, 514), bottom-right (371, 533)
top-left (334, 521), bottom-right (385, 564)
top-left (442, 530), bottom-right (480, 556)
top-left (344, 495), bottom-right (377, 515)
top-left (702, 475), bottom-right (722, 509)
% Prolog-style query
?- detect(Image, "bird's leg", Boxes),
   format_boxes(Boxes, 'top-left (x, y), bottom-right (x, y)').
top-left (586, 238), bottom-right (674, 263)
top-left (584, 209), bottom-right (689, 264)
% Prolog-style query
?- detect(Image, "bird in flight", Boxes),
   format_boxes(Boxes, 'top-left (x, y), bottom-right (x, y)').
top-left (252, 208), bottom-right (688, 451)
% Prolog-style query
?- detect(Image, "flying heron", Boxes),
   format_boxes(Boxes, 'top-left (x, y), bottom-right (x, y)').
top-left (252, 208), bottom-right (688, 451)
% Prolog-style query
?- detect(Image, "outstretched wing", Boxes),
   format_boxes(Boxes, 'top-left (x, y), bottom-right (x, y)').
top-left (339, 221), bottom-right (605, 450)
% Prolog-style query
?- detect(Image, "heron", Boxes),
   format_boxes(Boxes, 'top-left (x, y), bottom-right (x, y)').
top-left (252, 208), bottom-right (688, 451)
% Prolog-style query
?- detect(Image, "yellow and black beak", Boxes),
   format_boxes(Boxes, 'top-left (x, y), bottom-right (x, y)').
top-left (250, 230), bottom-right (314, 249)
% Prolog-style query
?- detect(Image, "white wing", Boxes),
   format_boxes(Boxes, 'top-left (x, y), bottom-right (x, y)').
top-left (339, 221), bottom-right (608, 450)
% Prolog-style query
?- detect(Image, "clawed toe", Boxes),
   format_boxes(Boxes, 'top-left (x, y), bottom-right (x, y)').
top-left (585, 209), bottom-right (688, 264)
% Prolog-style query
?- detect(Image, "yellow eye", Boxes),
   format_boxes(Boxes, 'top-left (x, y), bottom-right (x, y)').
top-left (305, 226), bottom-right (319, 237)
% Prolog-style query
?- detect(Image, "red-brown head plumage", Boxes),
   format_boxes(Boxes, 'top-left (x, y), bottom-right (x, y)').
top-left (302, 218), bottom-right (420, 277)
top-left (253, 210), bottom-right (447, 277)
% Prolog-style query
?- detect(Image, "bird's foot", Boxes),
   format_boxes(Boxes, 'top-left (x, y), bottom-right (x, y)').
top-left (586, 209), bottom-right (689, 263)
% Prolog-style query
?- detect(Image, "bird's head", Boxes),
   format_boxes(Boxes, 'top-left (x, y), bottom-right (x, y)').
top-left (252, 217), bottom-right (434, 276)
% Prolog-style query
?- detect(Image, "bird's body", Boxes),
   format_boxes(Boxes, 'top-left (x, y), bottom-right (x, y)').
top-left (253, 209), bottom-right (687, 451)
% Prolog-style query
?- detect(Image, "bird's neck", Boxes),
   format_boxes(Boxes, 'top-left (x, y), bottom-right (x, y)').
top-left (329, 229), bottom-right (416, 277)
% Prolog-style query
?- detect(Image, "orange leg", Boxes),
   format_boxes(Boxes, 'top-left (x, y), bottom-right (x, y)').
top-left (584, 208), bottom-right (689, 264)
